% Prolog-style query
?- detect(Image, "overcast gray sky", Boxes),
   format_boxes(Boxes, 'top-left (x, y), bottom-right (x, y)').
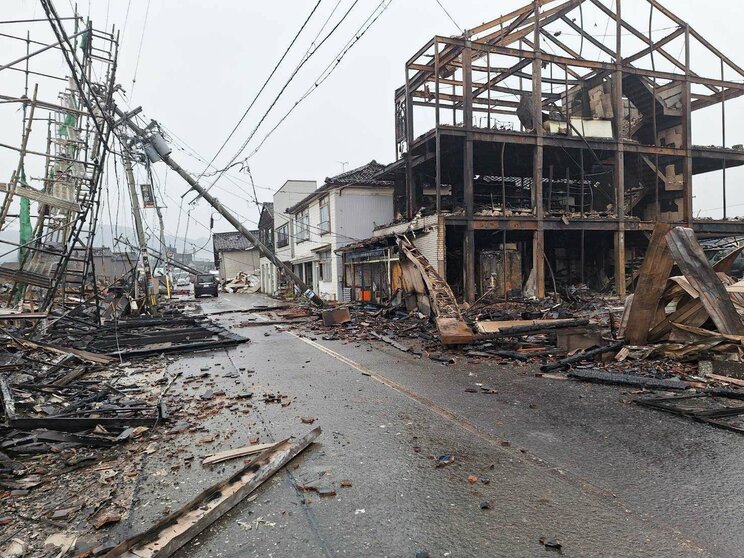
top-left (3, 0), bottom-right (744, 255)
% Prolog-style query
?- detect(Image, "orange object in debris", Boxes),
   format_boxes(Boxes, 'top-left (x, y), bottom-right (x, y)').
top-left (360, 290), bottom-right (372, 302)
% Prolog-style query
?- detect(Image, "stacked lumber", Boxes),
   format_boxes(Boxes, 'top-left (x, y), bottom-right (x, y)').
top-left (622, 224), bottom-right (744, 361)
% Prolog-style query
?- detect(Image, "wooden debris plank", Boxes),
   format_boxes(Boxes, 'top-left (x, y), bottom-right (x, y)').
top-left (666, 227), bottom-right (744, 336)
top-left (103, 427), bottom-right (320, 558)
top-left (666, 276), bottom-right (699, 299)
top-left (202, 442), bottom-right (277, 466)
top-left (648, 298), bottom-right (708, 342)
top-left (706, 372), bottom-right (744, 388)
top-left (0, 182), bottom-right (81, 212)
top-left (540, 341), bottom-right (625, 372)
top-left (17, 338), bottom-right (114, 364)
top-left (436, 317), bottom-right (476, 345)
top-left (624, 223), bottom-right (674, 344)
top-left (475, 318), bottom-right (588, 335)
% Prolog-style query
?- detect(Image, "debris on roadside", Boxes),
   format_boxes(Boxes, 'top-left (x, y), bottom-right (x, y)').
top-left (104, 428), bottom-right (320, 557)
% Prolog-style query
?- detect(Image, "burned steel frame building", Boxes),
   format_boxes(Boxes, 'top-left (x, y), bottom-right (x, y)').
top-left (383, 0), bottom-right (744, 302)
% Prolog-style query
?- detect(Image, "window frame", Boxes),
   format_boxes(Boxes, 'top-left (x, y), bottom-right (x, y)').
top-left (319, 196), bottom-right (331, 235)
top-left (317, 250), bottom-right (332, 281)
top-left (296, 208), bottom-right (310, 243)
top-left (276, 223), bottom-right (289, 248)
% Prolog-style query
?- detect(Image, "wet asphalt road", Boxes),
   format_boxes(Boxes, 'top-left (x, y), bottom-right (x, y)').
top-left (124, 293), bottom-right (744, 557)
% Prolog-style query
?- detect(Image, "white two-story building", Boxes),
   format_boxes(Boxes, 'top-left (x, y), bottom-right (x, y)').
top-left (284, 161), bottom-right (394, 301)
top-left (259, 180), bottom-right (317, 295)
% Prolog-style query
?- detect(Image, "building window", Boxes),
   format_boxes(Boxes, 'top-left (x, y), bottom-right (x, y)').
top-left (319, 196), bottom-right (330, 235)
top-left (296, 208), bottom-right (310, 242)
top-left (318, 250), bottom-right (331, 281)
top-left (276, 224), bottom-right (289, 248)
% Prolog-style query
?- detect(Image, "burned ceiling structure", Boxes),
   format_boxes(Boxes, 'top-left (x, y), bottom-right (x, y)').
top-left (385, 0), bottom-right (744, 302)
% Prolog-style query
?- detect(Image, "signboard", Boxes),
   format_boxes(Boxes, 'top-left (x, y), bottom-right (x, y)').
top-left (140, 183), bottom-right (156, 208)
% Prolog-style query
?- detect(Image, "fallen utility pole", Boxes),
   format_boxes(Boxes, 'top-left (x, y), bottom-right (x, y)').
top-left (121, 149), bottom-right (158, 309)
top-left (112, 105), bottom-right (326, 308)
top-left (116, 235), bottom-right (202, 276)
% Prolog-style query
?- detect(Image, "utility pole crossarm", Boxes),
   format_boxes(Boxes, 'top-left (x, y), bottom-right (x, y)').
top-left (112, 106), bottom-right (325, 308)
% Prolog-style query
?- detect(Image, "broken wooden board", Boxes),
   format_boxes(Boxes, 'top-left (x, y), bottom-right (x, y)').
top-left (648, 298), bottom-right (708, 342)
top-left (16, 338), bottom-right (114, 365)
top-left (474, 318), bottom-right (587, 335)
top-left (666, 227), bottom-right (744, 336)
top-left (104, 427), bottom-right (320, 558)
top-left (624, 223), bottom-right (674, 345)
top-left (436, 317), bottom-right (475, 345)
top-left (202, 442), bottom-right (278, 466)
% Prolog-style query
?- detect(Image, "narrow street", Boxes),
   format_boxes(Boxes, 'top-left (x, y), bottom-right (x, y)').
top-left (120, 293), bottom-right (744, 558)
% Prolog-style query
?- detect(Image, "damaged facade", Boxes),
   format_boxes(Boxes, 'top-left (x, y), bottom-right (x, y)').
top-left (372, 0), bottom-right (744, 303)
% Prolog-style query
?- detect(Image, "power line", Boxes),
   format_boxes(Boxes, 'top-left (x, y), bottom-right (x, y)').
top-left (192, 0), bottom-right (323, 186)
top-left (129, 0), bottom-right (151, 101)
top-left (244, 0), bottom-right (394, 161)
top-left (432, 0), bottom-right (461, 33)
top-left (195, 0), bottom-right (363, 201)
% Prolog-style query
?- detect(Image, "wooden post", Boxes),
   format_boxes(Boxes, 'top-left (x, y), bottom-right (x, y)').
top-left (435, 39), bottom-right (441, 216)
top-left (613, 0), bottom-right (626, 296)
top-left (532, 0), bottom-right (545, 298)
top-left (405, 66), bottom-right (416, 220)
top-left (682, 24), bottom-right (693, 226)
top-left (0, 84), bottom-right (38, 230)
top-left (721, 59), bottom-right (727, 220)
top-left (463, 40), bottom-right (476, 303)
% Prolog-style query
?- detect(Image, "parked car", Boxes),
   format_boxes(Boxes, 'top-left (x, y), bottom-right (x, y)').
top-left (194, 273), bottom-right (219, 298)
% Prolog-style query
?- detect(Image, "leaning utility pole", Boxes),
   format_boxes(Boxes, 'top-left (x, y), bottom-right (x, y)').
top-left (113, 106), bottom-right (325, 308)
top-left (122, 149), bottom-right (158, 308)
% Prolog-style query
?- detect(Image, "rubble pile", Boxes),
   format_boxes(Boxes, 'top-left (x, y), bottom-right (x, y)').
top-left (0, 300), bottom-right (255, 555)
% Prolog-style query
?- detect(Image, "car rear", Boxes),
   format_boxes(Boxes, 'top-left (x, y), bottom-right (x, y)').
top-left (194, 274), bottom-right (218, 297)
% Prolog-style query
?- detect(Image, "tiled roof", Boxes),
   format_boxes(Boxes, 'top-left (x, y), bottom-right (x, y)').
top-left (212, 231), bottom-right (259, 252)
top-left (324, 160), bottom-right (390, 186)
top-left (286, 161), bottom-right (392, 214)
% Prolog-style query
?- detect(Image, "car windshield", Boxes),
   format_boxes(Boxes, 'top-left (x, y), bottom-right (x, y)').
top-left (197, 275), bottom-right (214, 283)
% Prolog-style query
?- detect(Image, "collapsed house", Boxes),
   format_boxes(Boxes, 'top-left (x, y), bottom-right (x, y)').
top-left (359, 0), bottom-right (744, 303)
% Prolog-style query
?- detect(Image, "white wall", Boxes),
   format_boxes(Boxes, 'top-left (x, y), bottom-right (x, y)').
top-left (288, 186), bottom-right (394, 300)
top-left (219, 248), bottom-right (260, 281)
top-left (273, 180), bottom-right (316, 263)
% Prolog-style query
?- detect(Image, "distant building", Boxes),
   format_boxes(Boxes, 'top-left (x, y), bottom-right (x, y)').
top-left (212, 231), bottom-right (261, 282)
top-left (92, 247), bottom-right (137, 285)
top-left (284, 161), bottom-right (394, 301)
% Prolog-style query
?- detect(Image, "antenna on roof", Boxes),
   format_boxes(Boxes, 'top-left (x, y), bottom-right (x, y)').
top-left (337, 161), bottom-right (349, 173)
